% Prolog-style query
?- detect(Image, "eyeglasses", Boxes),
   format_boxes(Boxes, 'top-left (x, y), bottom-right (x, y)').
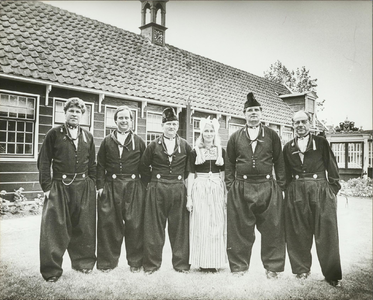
top-left (294, 120), bottom-right (309, 125)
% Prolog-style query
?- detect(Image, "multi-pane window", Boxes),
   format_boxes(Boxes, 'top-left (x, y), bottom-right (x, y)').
top-left (193, 118), bottom-right (201, 146)
top-left (331, 143), bottom-right (346, 168)
top-left (146, 112), bottom-right (163, 144)
top-left (331, 142), bottom-right (363, 169)
top-left (282, 130), bottom-right (293, 146)
top-left (105, 106), bottom-right (137, 136)
top-left (0, 92), bottom-right (36, 156)
top-left (228, 123), bottom-right (244, 137)
top-left (348, 142), bottom-right (363, 169)
top-left (54, 98), bottom-right (93, 131)
top-left (369, 141), bottom-right (373, 168)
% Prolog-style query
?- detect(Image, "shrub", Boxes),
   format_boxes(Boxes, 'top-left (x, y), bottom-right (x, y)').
top-left (340, 177), bottom-right (373, 197)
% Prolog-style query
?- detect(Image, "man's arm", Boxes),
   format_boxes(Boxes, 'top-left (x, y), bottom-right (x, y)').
top-left (272, 130), bottom-right (286, 190)
top-left (37, 130), bottom-right (54, 192)
top-left (87, 132), bottom-right (97, 182)
top-left (96, 138), bottom-right (106, 190)
top-left (140, 141), bottom-right (154, 184)
top-left (225, 134), bottom-right (236, 191)
top-left (322, 137), bottom-right (341, 195)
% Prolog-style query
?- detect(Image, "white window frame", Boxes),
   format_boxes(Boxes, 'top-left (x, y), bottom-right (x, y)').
top-left (192, 117), bottom-right (202, 147)
top-left (331, 143), bottom-right (345, 169)
top-left (104, 105), bottom-right (138, 136)
top-left (0, 89), bottom-right (40, 161)
top-left (228, 123), bottom-right (244, 137)
top-left (53, 97), bottom-right (94, 134)
top-left (146, 111), bottom-right (163, 144)
top-left (369, 140), bottom-right (373, 168)
top-left (282, 130), bottom-right (294, 146)
top-left (348, 142), bottom-right (363, 169)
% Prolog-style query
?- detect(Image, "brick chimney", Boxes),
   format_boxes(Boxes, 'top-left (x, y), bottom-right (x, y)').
top-left (140, 0), bottom-right (168, 46)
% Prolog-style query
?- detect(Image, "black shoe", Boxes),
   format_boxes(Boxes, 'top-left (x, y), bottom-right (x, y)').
top-left (199, 268), bottom-right (218, 273)
top-left (144, 267), bottom-right (159, 275)
top-left (75, 268), bottom-right (92, 274)
top-left (326, 279), bottom-right (342, 287)
top-left (296, 272), bottom-right (310, 280)
top-left (265, 270), bottom-right (278, 279)
top-left (46, 276), bottom-right (59, 283)
top-left (130, 266), bottom-right (141, 273)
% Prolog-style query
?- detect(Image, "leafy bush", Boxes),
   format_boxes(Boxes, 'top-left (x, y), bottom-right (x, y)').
top-left (340, 177), bottom-right (373, 197)
top-left (0, 188), bottom-right (43, 216)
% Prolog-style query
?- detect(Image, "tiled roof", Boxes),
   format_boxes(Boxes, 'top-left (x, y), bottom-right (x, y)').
top-left (0, 1), bottom-right (293, 126)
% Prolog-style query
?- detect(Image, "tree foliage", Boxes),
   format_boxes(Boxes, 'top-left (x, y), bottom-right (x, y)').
top-left (264, 60), bottom-right (318, 93)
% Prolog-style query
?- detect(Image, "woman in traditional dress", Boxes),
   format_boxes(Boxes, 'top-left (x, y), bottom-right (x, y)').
top-left (186, 117), bottom-right (227, 272)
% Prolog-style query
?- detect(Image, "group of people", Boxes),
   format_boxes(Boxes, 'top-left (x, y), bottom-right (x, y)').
top-left (37, 93), bottom-right (342, 288)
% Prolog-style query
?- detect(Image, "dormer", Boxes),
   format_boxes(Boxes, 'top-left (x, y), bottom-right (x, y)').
top-left (140, 0), bottom-right (168, 46)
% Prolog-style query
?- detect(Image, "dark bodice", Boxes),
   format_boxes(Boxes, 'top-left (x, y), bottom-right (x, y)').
top-left (188, 148), bottom-right (225, 173)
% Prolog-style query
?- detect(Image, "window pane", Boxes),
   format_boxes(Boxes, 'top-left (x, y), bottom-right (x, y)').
top-left (106, 107), bottom-right (116, 128)
top-left (331, 143), bottom-right (345, 168)
top-left (8, 132), bottom-right (15, 142)
top-left (16, 144), bottom-right (24, 154)
top-left (17, 122), bottom-right (25, 131)
top-left (8, 143), bottom-right (15, 153)
top-left (0, 120), bottom-right (6, 130)
top-left (17, 133), bottom-right (24, 143)
top-left (19, 96), bottom-right (27, 107)
top-left (25, 144), bottom-right (33, 154)
top-left (9, 95), bottom-right (17, 105)
top-left (229, 124), bottom-right (244, 137)
top-left (26, 122), bottom-right (33, 132)
top-left (27, 97), bottom-right (35, 108)
top-left (0, 132), bottom-right (5, 142)
top-left (147, 113), bottom-right (163, 133)
top-left (0, 143), bottom-right (6, 153)
top-left (25, 133), bottom-right (32, 143)
top-left (347, 143), bottom-right (362, 168)
top-left (1, 94), bottom-right (9, 102)
top-left (8, 121), bottom-right (16, 131)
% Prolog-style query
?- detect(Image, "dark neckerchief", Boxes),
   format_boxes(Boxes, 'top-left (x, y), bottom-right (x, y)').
top-left (64, 123), bottom-right (80, 141)
top-left (292, 133), bottom-right (313, 155)
top-left (245, 124), bottom-right (264, 146)
top-left (161, 134), bottom-right (180, 158)
top-left (110, 130), bottom-right (132, 148)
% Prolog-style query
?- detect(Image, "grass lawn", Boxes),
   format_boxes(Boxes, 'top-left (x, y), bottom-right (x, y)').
top-left (0, 196), bottom-right (372, 300)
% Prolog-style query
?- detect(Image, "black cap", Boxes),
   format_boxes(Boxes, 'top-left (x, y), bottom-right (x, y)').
top-left (162, 107), bottom-right (178, 123)
top-left (243, 92), bottom-right (261, 111)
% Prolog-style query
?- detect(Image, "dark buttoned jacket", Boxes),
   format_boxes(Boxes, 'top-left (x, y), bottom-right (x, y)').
top-left (37, 124), bottom-right (96, 192)
top-left (141, 134), bottom-right (192, 180)
top-left (96, 131), bottom-right (147, 190)
top-left (225, 125), bottom-right (286, 190)
top-left (283, 134), bottom-right (341, 195)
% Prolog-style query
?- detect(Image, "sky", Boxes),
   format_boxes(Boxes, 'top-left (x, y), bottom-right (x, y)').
top-left (44, 0), bottom-right (372, 129)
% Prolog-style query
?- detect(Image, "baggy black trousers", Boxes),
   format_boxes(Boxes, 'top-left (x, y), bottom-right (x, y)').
top-left (285, 178), bottom-right (342, 281)
top-left (39, 177), bottom-right (96, 280)
top-left (97, 178), bottom-right (145, 269)
top-left (143, 179), bottom-right (190, 272)
top-left (227, 178), bottom-right (285, 273)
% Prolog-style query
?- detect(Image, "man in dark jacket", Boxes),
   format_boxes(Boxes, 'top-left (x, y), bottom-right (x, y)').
top-left (283, 110), bottom-right (342, 287)
top-left (37, 98), bottom-right (96, 282)
top-left (96, 106), bottom-right (147, 273)
top-left (141, 107), bottom-right (192, 274)
top-left (225, 92), bottom-right (286, 278)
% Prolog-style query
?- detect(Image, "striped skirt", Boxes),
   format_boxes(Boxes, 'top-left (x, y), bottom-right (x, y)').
top-left (189, 173), bottom-right (227, 268)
